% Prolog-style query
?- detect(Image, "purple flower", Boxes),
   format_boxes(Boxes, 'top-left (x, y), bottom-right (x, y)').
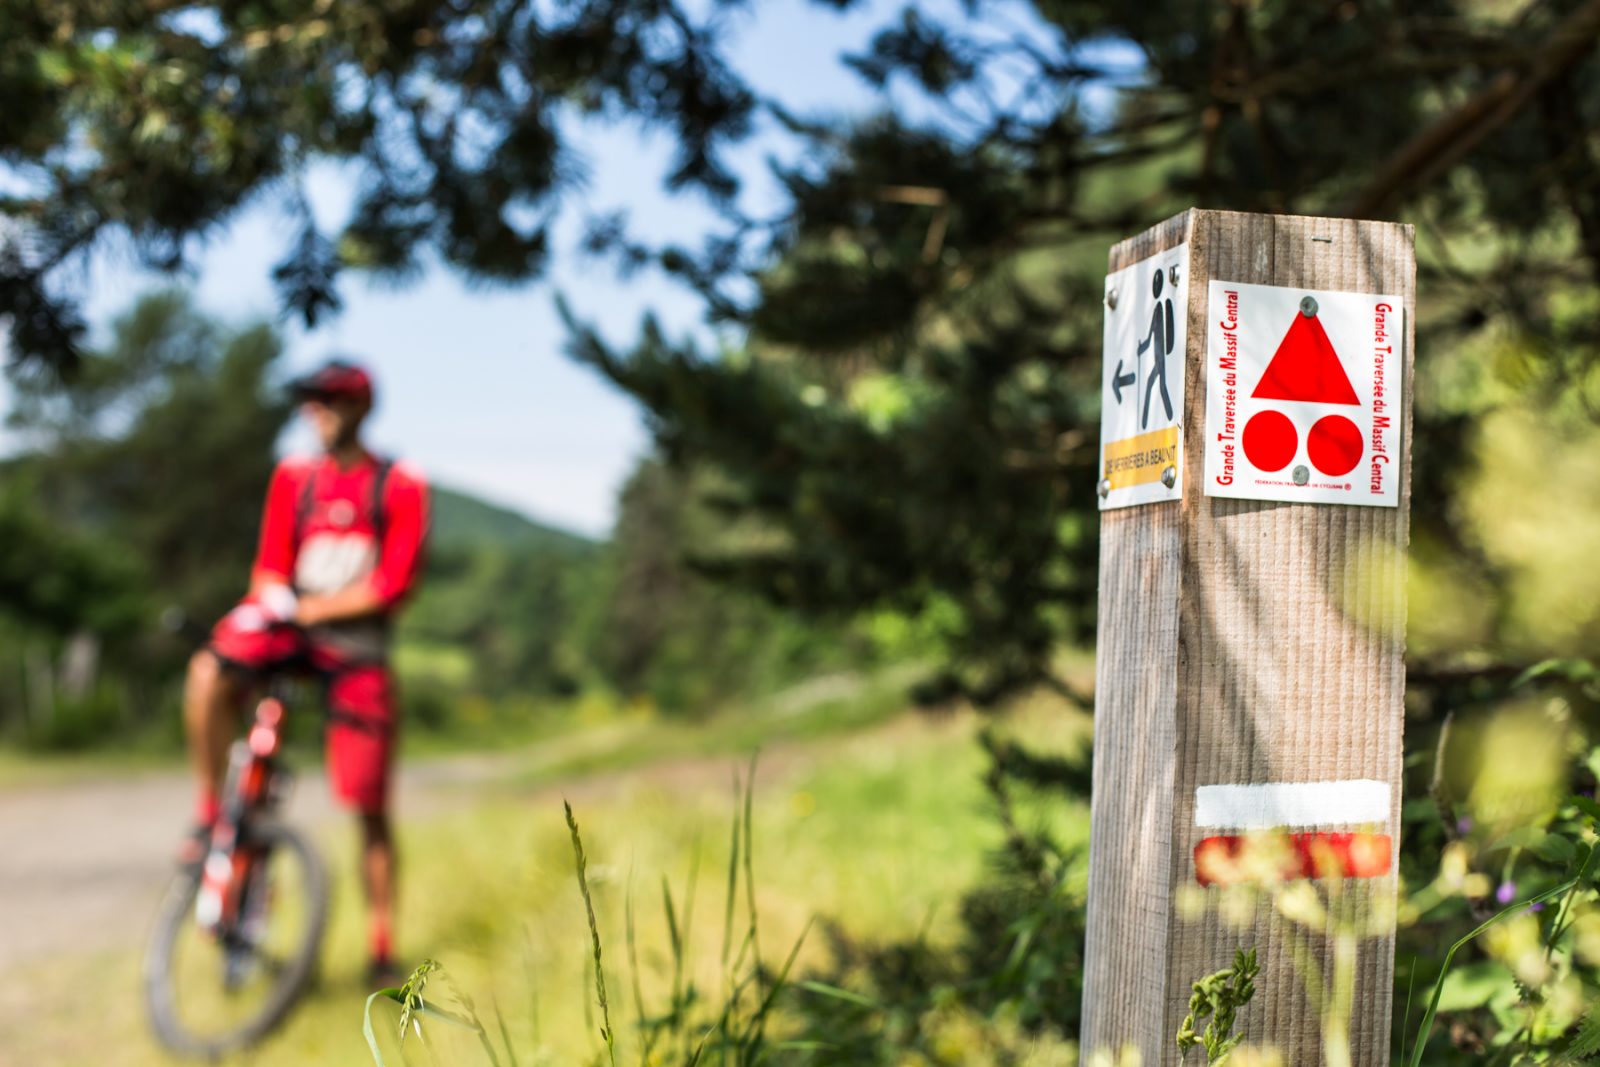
top-left (1496, 882), bottom-right (1517, 905)
top-left (1456, 816), bottom-right (1475, 834)
top-left (1527, 902), bottom-right (1546, 913)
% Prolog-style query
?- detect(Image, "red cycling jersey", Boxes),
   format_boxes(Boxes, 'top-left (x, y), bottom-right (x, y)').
top-left (208, 450), bottom-right (429, 813)
top-left (252, 452), bottom-right (429, 609)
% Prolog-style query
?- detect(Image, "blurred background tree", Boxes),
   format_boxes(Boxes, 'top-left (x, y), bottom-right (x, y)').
top-left (0, 0), bottom-right (758, 367)
top-left (6, 0), bottom-right (1597, 704)
top-left (565, 0), bottom-right (1600, 708)
top-left (1, 290), bottom-right (288, 744)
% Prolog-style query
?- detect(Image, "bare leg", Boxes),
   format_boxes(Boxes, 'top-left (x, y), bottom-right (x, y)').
top-left (360, 811), bottom-right (397, 966)
top-left (183, 650), bottom-right (243, 806)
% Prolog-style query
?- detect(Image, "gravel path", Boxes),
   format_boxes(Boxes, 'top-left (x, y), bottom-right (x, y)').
top-left (0, 766), bottom-right (343, 971)
top-left (0, 725), bottom-right (821, 973)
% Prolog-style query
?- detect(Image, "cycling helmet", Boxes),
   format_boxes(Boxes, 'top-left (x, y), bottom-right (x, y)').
top-left (287, 359), bottom-right (374, 406)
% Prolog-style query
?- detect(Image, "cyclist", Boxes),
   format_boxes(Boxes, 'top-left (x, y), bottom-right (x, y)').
top-left (181, 358), bottom-right (428, 986)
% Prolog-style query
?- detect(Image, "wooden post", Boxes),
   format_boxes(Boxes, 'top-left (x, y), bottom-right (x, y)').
top-left (1081, 209), bottom-right (1415, 1065)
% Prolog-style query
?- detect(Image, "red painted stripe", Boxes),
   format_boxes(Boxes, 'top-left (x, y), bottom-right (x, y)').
top-left (1194, 832), bottom-right (1392, 887)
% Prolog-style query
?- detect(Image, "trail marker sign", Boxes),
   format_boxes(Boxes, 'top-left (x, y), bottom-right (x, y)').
top-left (1098, 243), bottom-right (1189, 509)
top-left (1082, 210), bottom-right (1414, 1067)
top-left (1204, 282), bottom-right (1404, 506)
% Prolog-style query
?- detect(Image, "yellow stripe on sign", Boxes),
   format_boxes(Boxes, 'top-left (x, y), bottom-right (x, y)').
top-left (1103, 425), bottom-right (1180, 489)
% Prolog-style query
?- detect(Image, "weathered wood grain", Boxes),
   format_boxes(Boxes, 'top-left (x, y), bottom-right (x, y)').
top-left (1082, 209), bottom-right (1415, 1065)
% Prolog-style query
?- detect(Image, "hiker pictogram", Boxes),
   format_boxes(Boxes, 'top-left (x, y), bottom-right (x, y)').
top-left (1099, 244), bottom-right (1188, 510)
top-left (1138, 268), bottom-right (1175, 429)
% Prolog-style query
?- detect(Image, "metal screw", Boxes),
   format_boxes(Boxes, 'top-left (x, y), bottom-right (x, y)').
top-left (1161, 465), bottom-right (1177, 489)
top-left (1299, 295), bottom-right (1318, 317)
top-left (1168, 264), bottom-right (1180, 286)
top-left (1293, 465), bottom-right (1310, 486)
top-left (1098, 478), bottom-right (1112, 499)
top-left (1105, 288), bottom-right (1118, 310)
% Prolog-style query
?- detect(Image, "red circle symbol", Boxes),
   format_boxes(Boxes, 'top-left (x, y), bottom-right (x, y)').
top-left (1308, 415), bottom-right (1363, 476)
top-left (1242, 410), bottom-right (1297, 472)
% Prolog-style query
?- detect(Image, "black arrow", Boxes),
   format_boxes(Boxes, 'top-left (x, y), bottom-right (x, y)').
top-left (1111, 359), bottom-right (1136, 404)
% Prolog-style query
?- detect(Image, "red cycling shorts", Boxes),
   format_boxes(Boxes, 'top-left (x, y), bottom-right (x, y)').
top-left (208, 601), bottom-right (396, 814)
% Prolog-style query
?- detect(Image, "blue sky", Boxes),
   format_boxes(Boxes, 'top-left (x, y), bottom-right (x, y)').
top-left (4, 1), bottom-right (1085, 538)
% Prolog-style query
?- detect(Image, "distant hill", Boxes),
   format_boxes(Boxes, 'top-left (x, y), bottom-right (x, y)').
top-left (429, 485), bottom-right (601, 556)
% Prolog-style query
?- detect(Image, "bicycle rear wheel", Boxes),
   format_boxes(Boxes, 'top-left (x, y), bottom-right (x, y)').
top-left (143, 821), bottom-right (329, 1059)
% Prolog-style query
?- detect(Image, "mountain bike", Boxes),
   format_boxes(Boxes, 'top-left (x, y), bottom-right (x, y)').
top-left (144, 621), bottom-right (330, 1059)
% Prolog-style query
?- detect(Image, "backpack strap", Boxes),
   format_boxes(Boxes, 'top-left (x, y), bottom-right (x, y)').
top-left (293, 456), bottom-right (394, 551)
top-left (368, 456), bottom-right (395, 553)
top-left (293, 464), bottom-right (319, 552)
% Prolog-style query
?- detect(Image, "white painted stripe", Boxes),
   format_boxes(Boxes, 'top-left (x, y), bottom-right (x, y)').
top-left (1194, 780), bottom-right (1390, 831)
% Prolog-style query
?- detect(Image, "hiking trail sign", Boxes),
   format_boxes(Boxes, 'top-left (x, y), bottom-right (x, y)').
top-left (1082, 209), bottom-right (1415, 1067)
top-left (1204, 282), bottom-right (1404, 506)
top-left (1098, 243), bottom-right (1189, 509)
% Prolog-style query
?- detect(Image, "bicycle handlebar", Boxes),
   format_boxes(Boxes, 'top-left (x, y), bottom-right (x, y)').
top-left (162, 606), bottom-right (304, 648)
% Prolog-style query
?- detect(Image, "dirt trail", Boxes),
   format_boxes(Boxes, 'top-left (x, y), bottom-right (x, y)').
top-left (0, 724), bottom-right (832, 974)
top-left (1, 764), bottom-right (338, 972)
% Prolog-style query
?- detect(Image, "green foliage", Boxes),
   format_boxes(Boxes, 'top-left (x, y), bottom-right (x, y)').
top-left (576, 457), bottom-right (886, 715)
top-left (0, 290), bottom-right (288, 743)
top-left (562, 1), bottom-right (1600, 716)
top-left (8, 288), bottom-right (291, 629)
top-left (366, 781), bottom-right (809, 1067)
top-left (1397, 660), bottom-right (1600, 1065)
top-left (0, 475), bottom-right (143, 636)
top-left (778, 724), bottom-right (1090, 1064)
top-left (565, 303), bottom-right (1099, 708)
top-left (0, 0), bottom-right (760, 368)
top-left (428, 488), bottom-right (596, 558)
top-left (399, 534), bottom-right (596, 703)
top-left (1175, 948), bottom-right (1259, 1066)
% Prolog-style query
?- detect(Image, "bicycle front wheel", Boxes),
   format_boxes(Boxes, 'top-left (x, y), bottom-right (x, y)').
top-left (143, 821), bottom-right (329, 1059)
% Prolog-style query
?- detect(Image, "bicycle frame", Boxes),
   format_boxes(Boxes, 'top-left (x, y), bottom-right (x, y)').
top-left (147, 620), bottom-right (333, 1057)
top-left (196, 678), bottom-right (294, 934)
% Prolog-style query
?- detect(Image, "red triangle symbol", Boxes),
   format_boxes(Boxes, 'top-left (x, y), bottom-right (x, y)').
top-left (1251, 311), bottom-right (1360, 405)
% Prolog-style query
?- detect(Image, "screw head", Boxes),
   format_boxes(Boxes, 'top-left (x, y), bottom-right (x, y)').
top-left (1098, 477), bottom-right (1112, 499)
top-left (1299, 295), bottom-right (1318, 317)
top-left (1161, 465), bottom-right (1177, 489)
top-left (1168, 264), bottom-right (1180, 286)
top-left (1292, 464), bottom-right (1310, 486)
top-left (1105, 288), bottom-right (1118, 310)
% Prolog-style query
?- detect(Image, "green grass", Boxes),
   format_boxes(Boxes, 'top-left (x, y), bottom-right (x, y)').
top-left (0, 740), bottom-right (181, 788)
top-left (1, 686), bottom-right (1091, 1067)
top-left (0, 662), bottom-right (916, 790)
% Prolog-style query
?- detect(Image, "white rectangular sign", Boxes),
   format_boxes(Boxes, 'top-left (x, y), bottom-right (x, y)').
top-left (1204, 281), bottom-right (1404, 506)
top-left (1194, 780), bottom-right (1391, 830)
top-left (1098, 243), bottom-right (1188, 509)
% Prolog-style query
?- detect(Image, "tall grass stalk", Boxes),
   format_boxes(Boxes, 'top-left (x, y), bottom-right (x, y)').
top-left (1406, 876), bottom-right (1579, 1067)
top-left (663, 851), bottom-right (703, 1067)
top-left (721, 769), bottom-right (741, 974)
top-left (364, 959), bottom-right (509, 1067)
top-left (625, 877), bottom-right (655, 1066)
top-left (742, 752), bottom-right (763, 1001)
top-left (367, 772), bottom-right (809, 1067)
top-left (565, 800), bottom-right (617, 1067)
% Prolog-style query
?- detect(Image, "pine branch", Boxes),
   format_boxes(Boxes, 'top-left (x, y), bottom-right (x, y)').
top-left (1343, 0), bottom-right (1600, 219)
